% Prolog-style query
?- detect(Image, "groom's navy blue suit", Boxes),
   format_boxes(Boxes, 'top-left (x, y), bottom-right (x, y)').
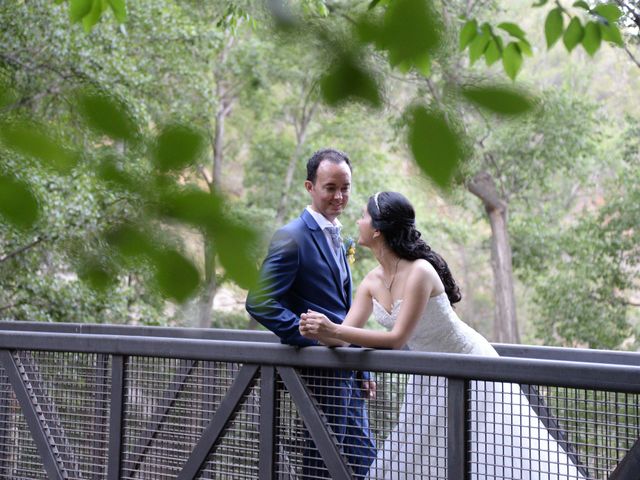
top-left (246, 209), bottom-right (376, 478)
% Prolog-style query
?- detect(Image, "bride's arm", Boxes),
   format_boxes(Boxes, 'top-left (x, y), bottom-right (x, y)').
top-left (303, 264), bottom-right (436, 349)
top-left (299, 279), bottom-right (375, 346)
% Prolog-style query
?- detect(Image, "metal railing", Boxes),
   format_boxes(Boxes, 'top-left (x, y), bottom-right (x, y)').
top-left (0, 321), bottom-right (639, 479)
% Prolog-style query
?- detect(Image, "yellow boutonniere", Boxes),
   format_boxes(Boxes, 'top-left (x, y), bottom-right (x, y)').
top-left (345, 237), bottom-right (356, 265)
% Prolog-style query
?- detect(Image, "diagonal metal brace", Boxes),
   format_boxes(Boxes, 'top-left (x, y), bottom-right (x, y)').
top-left (277, 366), bottom-right (353, 480)
top-left (0, 349), bottom-right (67, 480)
top-left (610, 435), bottom-right (640, 480)
top-left (176, 363), bottom-right (259, 480)
top-left (125, 358), bottom-right (198, 477)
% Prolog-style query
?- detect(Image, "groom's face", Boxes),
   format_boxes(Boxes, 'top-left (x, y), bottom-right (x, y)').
top-left (305, 159), bottom-right (351, 222)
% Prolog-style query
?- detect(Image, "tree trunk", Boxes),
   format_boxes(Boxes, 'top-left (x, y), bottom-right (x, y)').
top-left (197, 36), bottom-right (236, 328)
top-left (456, 243), bottom-right (479, 331)
top-left (275, 131), bottom-right (307, 224)
top-left (197, 238), bottom-right (216, 328)
top-left (467, 172), bottom-right (520, 344)
top-left (275, 97), bottom-right (318, 224)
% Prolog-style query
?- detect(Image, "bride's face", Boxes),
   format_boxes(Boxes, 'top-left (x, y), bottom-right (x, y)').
top-left (356, 206), bottom-right (377, 247)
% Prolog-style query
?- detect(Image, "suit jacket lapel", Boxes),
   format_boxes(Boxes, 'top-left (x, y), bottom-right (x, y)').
top-left (302, 211), bottom-right (347, 305)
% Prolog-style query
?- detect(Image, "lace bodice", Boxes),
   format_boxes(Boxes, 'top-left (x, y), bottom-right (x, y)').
top-left (372, 292), bottom-right (496, 356)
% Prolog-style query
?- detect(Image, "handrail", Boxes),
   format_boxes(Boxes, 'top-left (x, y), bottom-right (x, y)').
top-left (1, 330), bottom-right (639, 393)
top-left (1, 321), bottom-right (639, 365)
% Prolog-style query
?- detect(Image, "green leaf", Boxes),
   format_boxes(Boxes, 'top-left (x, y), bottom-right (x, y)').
top-left (518, 39), bottom-right (533, 56)
top-left (159, 187), bottom-right (221, 233)
top-left (459, 19), bottom-right (478, 50)
top-left (368, 0), bottom-right (383, 9)
top-left (600, 23), bottom-right (624, 46)
top-left (97, 155), bottom-right (141, 192)
top-left (497, 22), bottom-right (527, 40)
top-left (320, 53), bottom-right (381, 107)
top-left (0, 174), bottom-right (39, 230)
top-left (502, 42), bottom-right (523, 80)
top-left (79, 257), bottom-right (116, 291)
top-left (592, 4), bottom-right (622, 23)
top-left (375, 0), bottom-right (441, 67)
top-left (545, 8), bottom-right (564, 49)
top-left (563, 17), bottom-right (584, 52)
top-left (0, 82), bottom-right (17, 109)
top-left (82, 0), bottom-right (105, 32)
top-left (461, 85), bottom-right (534, 116)
top-left (484, 39), bottom-right (502, 66)
top-left (582, 21), bottom-right (602, 56)
top-left (159, 186), bottom-right (260, 290)
top-left (108, 0), bottom-right (126, 23)
top-left (407, 106), bottom-right (463, 188)
top-left (0, 121), bottom-right (79, 174)
top-left (468, 30), bottom-right (490, 65)
top-left (77, 92), bottom-right (138, 142)
top-left (152, 248), bottom-right (200, 302)
top-left (212, 220), bottom-right (260, 290)
top-left (532, 0), bottom-right (548, 6)
top-left (415, 54), bottom-right (431, 77)
top-left (396, 60), bottom-right (413, 74)
top-left (69, 0), bottom-right (92, 22)
top-left (153, 125), bottom-right (204, 172)
top-left (572, 1), bottom-right (590, 10)
top-left (106, 224), bottom-right (155, 259)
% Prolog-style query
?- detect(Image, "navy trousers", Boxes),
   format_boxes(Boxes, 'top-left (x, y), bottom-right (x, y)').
top-left (302, 368), bottom-right (376, 478)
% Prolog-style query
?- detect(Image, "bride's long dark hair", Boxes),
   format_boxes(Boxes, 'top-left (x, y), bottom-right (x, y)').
top-left (368, 191), bottom-right (462, 305)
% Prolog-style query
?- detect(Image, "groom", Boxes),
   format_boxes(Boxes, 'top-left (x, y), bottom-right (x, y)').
top-left (246, 148), bottom-right (376, 478)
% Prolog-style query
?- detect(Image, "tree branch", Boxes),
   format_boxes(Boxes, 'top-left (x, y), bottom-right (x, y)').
top-left (623, 44), bottom-right (640, 69)
top-left (0, 237), bottom-right (45, 264)
top-left (466, 171), bottom-right (506, 212)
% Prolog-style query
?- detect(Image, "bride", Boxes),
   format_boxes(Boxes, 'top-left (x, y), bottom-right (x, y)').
top-left (299, 191), bottom-right (585, 480)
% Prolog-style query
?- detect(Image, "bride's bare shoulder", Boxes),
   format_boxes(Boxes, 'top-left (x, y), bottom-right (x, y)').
top-left (363, 266), bottom-right (383, 284)
top-left (407, 259), bottom-right (440, 283)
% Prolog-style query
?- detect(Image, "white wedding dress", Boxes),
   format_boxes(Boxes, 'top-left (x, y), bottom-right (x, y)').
top-left (366, 292), bottom-right (585, 480)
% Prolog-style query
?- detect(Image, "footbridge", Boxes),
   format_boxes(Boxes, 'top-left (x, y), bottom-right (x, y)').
top-left (0, 322), bottom-right (638, 479)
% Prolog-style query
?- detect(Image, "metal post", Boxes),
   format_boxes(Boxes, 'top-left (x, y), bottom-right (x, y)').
top-left (448, 378), bottom-right (469, 480)
top-left (259, 366), bottom-right (276, 480)
top-left (107, 355), bottom-right (125, 480)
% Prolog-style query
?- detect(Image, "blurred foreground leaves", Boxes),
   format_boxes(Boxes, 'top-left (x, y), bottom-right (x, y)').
top-left (269, 0), bottom-right (536, 190)
top-left (0, 89), bottom-right (259, 302)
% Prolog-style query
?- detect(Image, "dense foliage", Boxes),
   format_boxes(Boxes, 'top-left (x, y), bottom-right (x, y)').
top-left (1, 0), bottom-right (638, 349)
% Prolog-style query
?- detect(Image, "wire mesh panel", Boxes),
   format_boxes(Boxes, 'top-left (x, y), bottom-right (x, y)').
top-left (0, 362), bottom-right (48, 479)
top-left (196, 378), bottom-right (261, 479)
top-left (23, 350), bottom-right (111, 480)
top-left (120, 357), bottom-right (245, 480)
top-left (467, 380), bottom-right (635, 480)
top-left (367, 373), bottom-right (448, 479)
top-left (530, 386), bottom-right (640, 479)
top-left (0, 350), bottom-right (111, 480)
top-left (275, 370), bottom-right (327, 479)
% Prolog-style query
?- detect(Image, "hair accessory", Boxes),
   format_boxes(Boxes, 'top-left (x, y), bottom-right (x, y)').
top-left (373, 192), bottom-right (381, 213)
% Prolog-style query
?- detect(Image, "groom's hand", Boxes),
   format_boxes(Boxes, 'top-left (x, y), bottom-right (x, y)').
top-left (362, 380), bottom-right (377, 400)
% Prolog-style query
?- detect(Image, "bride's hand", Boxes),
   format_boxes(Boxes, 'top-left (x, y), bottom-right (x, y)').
top-left (299, 311), bottom-right (337, 338)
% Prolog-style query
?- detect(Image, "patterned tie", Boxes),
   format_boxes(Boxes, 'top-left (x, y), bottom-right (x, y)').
top-left (325, 226), bottom-right (342, 253)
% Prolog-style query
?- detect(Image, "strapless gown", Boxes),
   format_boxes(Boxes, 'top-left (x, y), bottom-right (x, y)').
top-left (366, 292), bottom-right (585, 480)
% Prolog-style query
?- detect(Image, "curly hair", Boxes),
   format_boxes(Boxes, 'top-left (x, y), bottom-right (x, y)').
top-left (367, 191), bottom-right (461, 305)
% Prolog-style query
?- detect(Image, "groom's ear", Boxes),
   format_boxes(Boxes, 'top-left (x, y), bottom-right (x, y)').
top-left (304, 180), bottom-right (313, 193)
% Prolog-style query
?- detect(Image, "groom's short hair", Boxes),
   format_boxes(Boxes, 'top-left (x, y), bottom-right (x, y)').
top-left (306, 148), bottom-right (352, 184)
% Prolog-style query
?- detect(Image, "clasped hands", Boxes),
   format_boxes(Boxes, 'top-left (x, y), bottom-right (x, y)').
top-left (299, 310), bottom-right (377, 400)
top-left (299, 310), bottom-right (336, 340)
